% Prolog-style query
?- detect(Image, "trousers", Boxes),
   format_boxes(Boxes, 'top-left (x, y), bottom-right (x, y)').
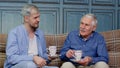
top-left (11, 61), bottom-right (38, 68)
top-left (61, 61), bottom-right (109, 68)
top-left (11, 61), bottom-right (58, 68)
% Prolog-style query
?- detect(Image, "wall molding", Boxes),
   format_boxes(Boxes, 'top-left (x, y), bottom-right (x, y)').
top-left (92, 0), bottom-right (115, 6)
top-left (92, 9), bottom-right (115, 31)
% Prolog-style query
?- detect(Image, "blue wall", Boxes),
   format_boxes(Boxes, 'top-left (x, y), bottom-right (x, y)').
top-left (0, 0), bottom-right (119, 34)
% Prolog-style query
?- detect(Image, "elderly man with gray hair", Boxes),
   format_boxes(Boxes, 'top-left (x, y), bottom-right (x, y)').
top-left (4, 4), bottom-right (58, 68)
top-left (60, 13), bottom-right (109, 68)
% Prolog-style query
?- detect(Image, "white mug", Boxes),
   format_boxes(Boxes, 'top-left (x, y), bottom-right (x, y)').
top-left (49, 46), bottom-right (57, 56)
top-left (74, 50), bottom-right (82, 61)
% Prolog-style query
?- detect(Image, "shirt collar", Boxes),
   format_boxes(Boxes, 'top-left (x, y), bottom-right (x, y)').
top-left (22, 24), bottom-right (40, 38)
top-left (77, 30), bottom-right (95, 41)
top-left (34, 28), bottom-right (41, 38)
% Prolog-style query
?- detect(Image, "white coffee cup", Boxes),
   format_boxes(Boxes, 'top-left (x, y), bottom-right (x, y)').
top-left (49, 46), bottom-right (57, 56)
top-left (74, 50), bottom-right (82, 61)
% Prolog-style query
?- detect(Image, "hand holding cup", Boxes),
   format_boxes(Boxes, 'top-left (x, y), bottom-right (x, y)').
top-left (74, 50), bottom-right (82, 61)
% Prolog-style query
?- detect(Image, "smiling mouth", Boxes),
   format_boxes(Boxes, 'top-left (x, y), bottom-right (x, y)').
top-left (80, 29), bottom-right (86, 32)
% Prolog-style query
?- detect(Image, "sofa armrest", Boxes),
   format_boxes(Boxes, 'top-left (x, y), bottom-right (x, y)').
top-left (109, 52), bottom-right (120, 68)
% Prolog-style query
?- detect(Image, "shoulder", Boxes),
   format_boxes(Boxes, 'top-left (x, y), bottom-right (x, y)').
top-left (7, 25), bottom-right (24, 40)
top-left (35, 29), bottom-right (45, 37)
top-left (9, 25), bottom-right (23, 35)
top-left (93, 31), bottom-right (105, 40)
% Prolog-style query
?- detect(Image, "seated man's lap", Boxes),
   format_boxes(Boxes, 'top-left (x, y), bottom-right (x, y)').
top-left (11, 61), bottom-right (37, 68)
top-left (61, 61), bottom-right (109, 68)
top-left (61, 62), bottom-right (76, 68)
top-left (12, 61), bottom-right (59, 68)
top-left (61, 62), bottom-right (93, 68)
top-left (77, 65), bottom-right (93, 68)
top-left (93, 61), bottom-right (109, 68)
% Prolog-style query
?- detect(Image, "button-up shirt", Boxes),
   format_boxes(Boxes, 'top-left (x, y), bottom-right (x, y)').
top-left (60, 29), bottom-right (109, 65)
top-left (4, 24), bottom-right (48, 68)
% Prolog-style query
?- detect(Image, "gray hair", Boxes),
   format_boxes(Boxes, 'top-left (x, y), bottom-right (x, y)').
top-left (81, 13), bottom-right (97, 26)
top-left (21, 4), bottom-right (39, 16)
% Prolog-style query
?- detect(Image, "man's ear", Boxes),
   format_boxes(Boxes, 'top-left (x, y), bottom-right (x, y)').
top-left (93, 25), bottom-right (96, 31)
top-left (24, 16), bottom-right (29, 22)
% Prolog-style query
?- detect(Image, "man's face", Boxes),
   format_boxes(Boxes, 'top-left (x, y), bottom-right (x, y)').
top-left (79, 17), bottom-right (96, 38)
top-left (27, 8), bottom-right (40, 30)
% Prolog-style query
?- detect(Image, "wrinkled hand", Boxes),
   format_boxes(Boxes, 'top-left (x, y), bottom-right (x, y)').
top-left (33, 55), bottom-right (47, 67)
top-left (77, 56), bottom-right (92, 66)
top-left (66, 49), bottom-right (75, 58)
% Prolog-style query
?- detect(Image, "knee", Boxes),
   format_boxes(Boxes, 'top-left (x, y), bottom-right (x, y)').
top-left (13, 61), bottom-right (37, 68)
top-left (94, 61), bottom-right (109, 68)
top-left (61, 62), bottom-right (75, 68)
top-left (26, 61), bottom-right (37, 68)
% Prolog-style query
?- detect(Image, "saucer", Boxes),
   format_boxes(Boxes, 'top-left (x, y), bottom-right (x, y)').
top-left (70, 59), bottom-right (81, 62)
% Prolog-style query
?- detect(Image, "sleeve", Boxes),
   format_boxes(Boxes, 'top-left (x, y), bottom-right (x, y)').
top-left (59, 33), bottom-right (71, 61)
top-left (42, 34), bottom-right (48, 60)
top-left (6, 30), bottom-right (33, 65)
top-left (42, 36), bottom-right (49, 64)
top-left (91, 36), bottom-right (109, 64)
top-left (38, 31), bottom-right (49, 63)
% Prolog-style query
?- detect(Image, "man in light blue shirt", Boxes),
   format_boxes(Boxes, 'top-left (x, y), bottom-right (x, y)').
top-left (4, 4), bottom-right (58, 68)
top-left (60, 14), bottom-right (109, 68)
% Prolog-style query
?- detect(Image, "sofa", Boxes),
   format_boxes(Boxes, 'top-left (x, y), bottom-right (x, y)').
top-left (0, 29), bottom-right (120, 68)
